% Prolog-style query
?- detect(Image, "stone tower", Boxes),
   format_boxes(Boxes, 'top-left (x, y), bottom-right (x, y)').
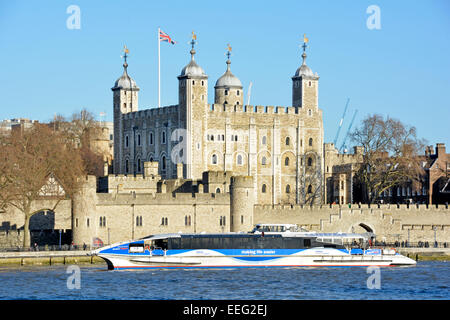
top-left (214, 47), bottom-right (243, 107)
top-left (230, 176), bottom-right (255, 232)
top-left (177, 38), bottom-right (208, 179)
top-left (292, 43), bottom-right (319, 109)
top-left (112, 48), bottom-right (140, 174)
top-left (72, 176), bottom-right (97, 247)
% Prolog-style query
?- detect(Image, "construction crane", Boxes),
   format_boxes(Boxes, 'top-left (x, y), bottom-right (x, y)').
top-left (339, 109), bottom-right (358, 153)
top-left (333, 98), bottom-right (350, 147)
top-left (246, 82), bottom-right (253, 106)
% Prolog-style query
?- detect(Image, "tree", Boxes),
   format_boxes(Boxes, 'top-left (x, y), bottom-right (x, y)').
top-left (0, 124), bottom-right (85, 247)
top-left (350, 114), bottom-right (426, 204)
top-left (299, 154), bottom-right (323, 205)
top-left (48, 109), bottom-right (105, 177)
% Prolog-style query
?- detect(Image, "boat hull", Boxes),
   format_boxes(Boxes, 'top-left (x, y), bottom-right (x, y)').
top-left (95, 248), bottom-right (416, 270)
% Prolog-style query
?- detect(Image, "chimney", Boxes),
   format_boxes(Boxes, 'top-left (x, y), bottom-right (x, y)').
top-left (436, 143), bottom-right (446, 157)
top-left (425, 145), bottom-right (434, 156)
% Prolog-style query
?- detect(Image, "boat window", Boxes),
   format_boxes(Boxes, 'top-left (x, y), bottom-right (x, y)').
top-left (129, 243), bottom-right (145, 253)
top-left (303, 239), bottom-right (311, 248)
top-left (153, 239), bottom-right (168, 250)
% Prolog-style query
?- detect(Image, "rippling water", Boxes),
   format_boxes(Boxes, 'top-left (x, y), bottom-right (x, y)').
top-left (0, 261), bottom-right (448, 300)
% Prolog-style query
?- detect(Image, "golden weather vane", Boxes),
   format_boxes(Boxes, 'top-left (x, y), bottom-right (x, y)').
top-left (121, 45), bottom-right (129, 64)
top-left (226, 43), bottom-right (232, 60)
top-left (302, 34), bottom-right (309, 52)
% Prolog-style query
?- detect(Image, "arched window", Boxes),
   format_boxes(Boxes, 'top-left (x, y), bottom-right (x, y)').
top-left (286, 184), bottom-right (291, 193)
top-left (137, 158), bottom-right (141, 172)
top-left (285, 157), bottom-right (290, 166)
top-left (262, 156), bottom-right (267, 166)
top-left (237, 90), bottom-right (240, 96)
top-left (137, 134), bottom-right (141, 146)
top-left (262, 136), bottom-right (267, 145)
top-left (307, 157), bottom-right (313, 167)
top-left (262, 184), bottom-right (267, 193)
top-left (237, 154), bottom-right (243, 165)
top-left (309, 138), bottom-right (313, 146)
top-left (308, 185), bottom-right (312, 193)
top-left (125, 136), bottom-right (129, 148)
top-left (149, 132), bottom-right (153, 145)
top-left (285, 137), bottom-right (290, 146)
top-left (212, 154), bottom-right (217, 165)
top-left (216, 188), bottom-right (221, 193)
top-left (161, 156), bottom-right (166, 170)
top-left (225, 90), bottom-right (228, 96)
top-left (125, 159), bottom-right (129, 173)
top-left (162, 131), bottom-right (166, 144)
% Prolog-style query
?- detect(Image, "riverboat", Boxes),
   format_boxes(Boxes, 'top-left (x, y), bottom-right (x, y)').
top-left (92, 224), bottom-right (416, 270)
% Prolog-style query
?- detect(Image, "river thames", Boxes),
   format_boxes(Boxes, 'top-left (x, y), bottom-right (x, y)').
top-left (0, 261), bottom-right (448, 300)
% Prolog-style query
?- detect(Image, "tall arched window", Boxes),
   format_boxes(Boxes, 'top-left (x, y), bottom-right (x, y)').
top-left (262, 156), bottom-right (267, 165)
top-left (262, 136), bottom-right (267, 145)
top-left (137, 158), bottom-right (141, 172)
top-left (262, 184), bottom-right (267, 193)
top-left (125, 159), bottom-right (129, 173)
top-left (308, 185), bottom-right (312, 193)
top-left (137, 134), bottom-right (141, 146)
top-left (212, 154), bottom-right (217, 165)
top-left (237, 154), bottom-right (243, 165)
top-left (285, 137), bottom-right (290, 146)
top-left (149, 132), bottom-right (153, 145)
top-left (307, 157), bottom-right (313, 167)
top-left (309, 138), bottom-right (313, 146)
top-left (285, 157), bottom-right (290, 166)
top-left (286, 184), bottom-right (291, 193)
top-left (125, 136), bottom-right (129, 148)
top-left (162, 131), bottom-right (166, 144)
top-left (161, 156), bottom-right (166, 170)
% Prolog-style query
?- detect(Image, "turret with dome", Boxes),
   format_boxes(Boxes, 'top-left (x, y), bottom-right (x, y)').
top-left (292, 38), bottom-right (319, 109)
top-left (214, 45), bottom-right (243, 106)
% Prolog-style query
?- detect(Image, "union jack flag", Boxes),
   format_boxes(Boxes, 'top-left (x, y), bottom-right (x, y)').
top-left (159, 29), bottom-right (176, 44)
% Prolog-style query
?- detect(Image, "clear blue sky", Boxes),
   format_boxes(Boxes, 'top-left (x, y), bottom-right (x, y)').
top-left (1, 0), bottom-right (449, 149)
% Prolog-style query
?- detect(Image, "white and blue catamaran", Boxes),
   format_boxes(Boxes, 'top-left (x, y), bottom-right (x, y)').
top-left (93, 224), bottom-right (416, 270)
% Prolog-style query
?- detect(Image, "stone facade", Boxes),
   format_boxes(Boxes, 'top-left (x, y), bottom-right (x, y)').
top-left (113, 43), bottom-right (324, 206)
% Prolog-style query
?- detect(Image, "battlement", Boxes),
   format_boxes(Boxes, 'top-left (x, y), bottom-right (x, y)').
top-left (255, 203), bottom-right (450, 212)
top-left (123, 105), bottom-right (179, 120)
top-left (208, 104), bottom-right (303, 115)
top-left (106, 174), bottom-right (160, 182)
top-left (202, 171), bottom-right (234, 184)
top-left (96, 189), bottom-right (230, 205)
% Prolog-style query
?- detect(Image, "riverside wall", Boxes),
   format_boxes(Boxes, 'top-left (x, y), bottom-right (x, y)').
top-left (254, 204), bottom-right (450, 243)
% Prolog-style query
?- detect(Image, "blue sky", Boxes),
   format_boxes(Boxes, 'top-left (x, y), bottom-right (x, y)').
top-left (1, 0), bottom-right (449, 149)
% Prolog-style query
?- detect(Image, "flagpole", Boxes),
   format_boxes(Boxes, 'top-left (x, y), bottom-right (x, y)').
top-left (158, 27), bottom-right (161, 109)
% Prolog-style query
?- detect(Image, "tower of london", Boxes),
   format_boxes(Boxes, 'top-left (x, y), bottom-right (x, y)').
top-left (113, 39), bottom-right (324, 206)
